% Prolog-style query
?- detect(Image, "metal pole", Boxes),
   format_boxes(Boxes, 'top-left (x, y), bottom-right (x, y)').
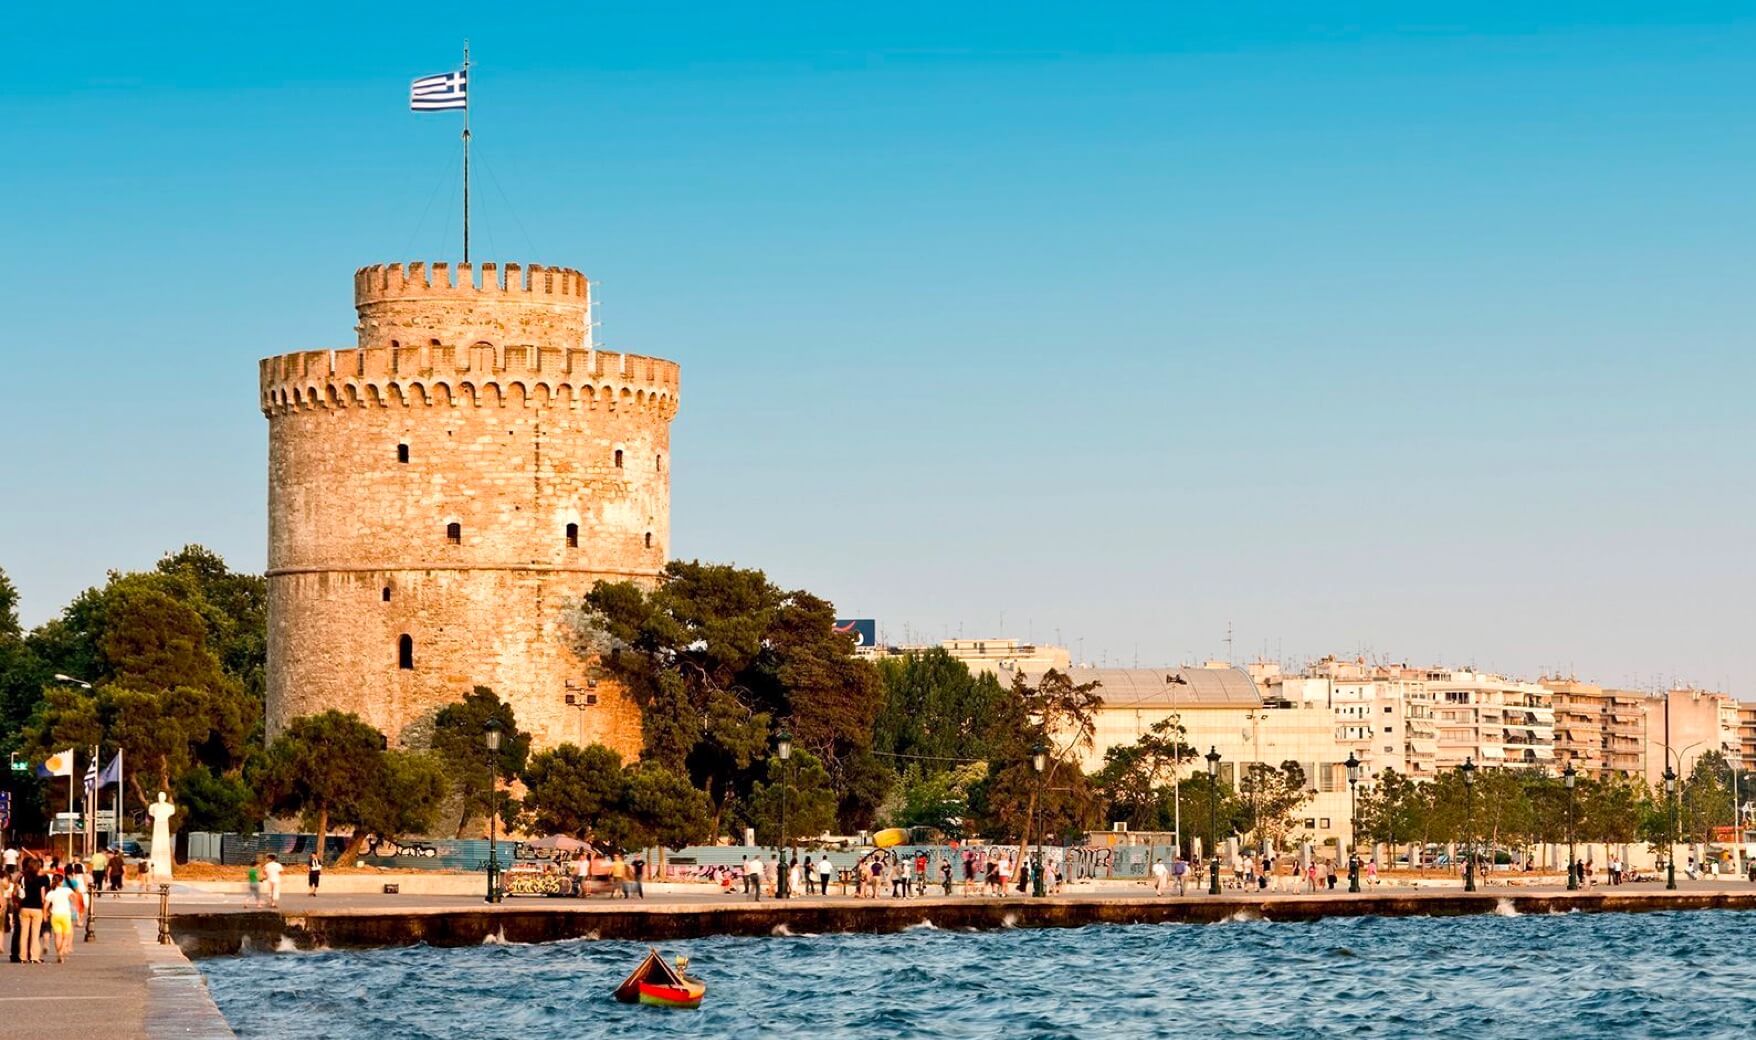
top-left (1566, 779), bottom-right (1578, 891)
top-left (1208, 778), bottom-right (1221, 895)
top-left (1465, 781), bottom-right (1476, 892)
top-left (779, 758), bottom-right (788, 899)
top-left (1347, 776), bottom-right (1360, 893)
top-left (461, 40), bottom-right (471, 264)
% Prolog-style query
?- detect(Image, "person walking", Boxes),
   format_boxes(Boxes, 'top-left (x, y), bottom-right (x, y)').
top-left (1151, 857), bottom-right (1169, 896)
top-left (106, 850), bottom-right (124, 893)
top-left (307, 853), bottom-right (322, 897)
top-left (940, 857), bottom-right (953, 896)
top-left (631, 855), bottom-right (646, 899)
top-left (246, 860), bottom-right (262, 908)
top-left (745, 855), bottom-right (763, 902)
top-left (818, 854), bottom-right (835, 897)
top-left (263, 854), bottom-right (283, 909)
top-left (787, 857), bottom-right (802, 899)
top-left (45, 876), bottom-right (78, 963)
top-left (17, 860), bottom-right (48, 964)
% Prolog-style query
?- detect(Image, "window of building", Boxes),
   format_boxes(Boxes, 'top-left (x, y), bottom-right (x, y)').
top-left (381, 587), bottom-right (391, 602)
top-left (614, 449), bottom-right (624, 469)
top-left (1384, 726), bottom-right (1393, 734)
top-left (565, 522), bottom-right (579, 548)
top-left (446, 522), bottom-right (461, 544)
top-left (1384, 706), bottom-right (1393, 714)
top-left (644, 532), bottom-right (653, 549)
top-left (397, 443), bottom-right (409, 463)
top-left (398, 634), bottom-right (413, 670)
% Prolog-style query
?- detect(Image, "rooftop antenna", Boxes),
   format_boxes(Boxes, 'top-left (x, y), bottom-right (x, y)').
top-left (1225, 621), bottom-right (1234, 665)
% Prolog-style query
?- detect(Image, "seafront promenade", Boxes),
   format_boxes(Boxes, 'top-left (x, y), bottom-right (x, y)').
top-left (167, 877), bottom-right (1756, 957)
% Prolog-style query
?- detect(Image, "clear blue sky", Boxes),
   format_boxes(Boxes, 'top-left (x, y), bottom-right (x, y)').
top-left (3, 3), bottom-right (1752, 692)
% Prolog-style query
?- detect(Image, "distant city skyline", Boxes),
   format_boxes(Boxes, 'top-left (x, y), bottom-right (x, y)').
top-left (3, 4), bottom-right (1752, 692)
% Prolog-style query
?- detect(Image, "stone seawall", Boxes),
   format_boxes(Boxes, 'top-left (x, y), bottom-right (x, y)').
top-left (170, 890), bottom-right (1756, 959)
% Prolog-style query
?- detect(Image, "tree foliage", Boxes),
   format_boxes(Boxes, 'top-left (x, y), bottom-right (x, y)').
top-left (431, 686), bottom-right (531, 837)
top-left (746, 748), bottom-right (838, 845)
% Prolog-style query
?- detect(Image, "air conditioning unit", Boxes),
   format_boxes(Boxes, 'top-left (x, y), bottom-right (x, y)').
top-left (1112, 822), bottom-right (1128, 833)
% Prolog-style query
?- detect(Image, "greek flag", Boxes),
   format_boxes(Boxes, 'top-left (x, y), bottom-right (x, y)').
top-left (411, 70), bottom-right (467, 111)
top-left (83, 756), bottom-right (98, 795)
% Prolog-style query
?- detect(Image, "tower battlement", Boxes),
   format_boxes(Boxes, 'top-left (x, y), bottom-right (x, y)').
top-left (353, 261), bottom-right (591, 351)
top-left (259, 344), bottom-right (679, 416)
top-left (354, 261), bottom-right (588, 304)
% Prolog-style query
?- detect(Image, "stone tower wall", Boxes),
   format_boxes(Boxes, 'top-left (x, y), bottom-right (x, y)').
top-left (259, 261), bottom-right (676, 757)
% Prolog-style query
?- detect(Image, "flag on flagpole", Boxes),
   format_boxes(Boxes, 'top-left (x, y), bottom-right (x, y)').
top-left (96, 754), bottom-right (122, 788)
top-left (411, 70), bottom-right (467, 111)
top-left (83, 756), bottom-right (98, 795)
top-left (37, 749), bottom-right (74, 778)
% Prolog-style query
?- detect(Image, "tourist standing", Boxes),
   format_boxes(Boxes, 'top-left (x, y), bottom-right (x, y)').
top-left (263, 854), bottom-right (283, 908)
top-left (1, 868), bottom-right (16, 963)
top-left (1172, 855), bottom-right (1188, 896)
top-left (746, 855), bottom-right (763, 902)
top-left (788, 857), bottom-right (802, 899)
top-left (802, 856), bottom-right (815, 895)
top-left (17, 860), bottom-right (48, 963)
top-left (940, 857), bottom-right (953, 896)
top-left (1365, 859), bottom-right (1379, 887)
top-left (1151, 857), bottom-right (1168, 896)
top-left (818, 854), bottom-right (835, 897)
top-left (106, 850), bottom-right (124, 893)
top-left (247, 861), bottom-right (262, 907)
top-left (963, 851), bottom-right (978, 895)
top-left (1, 846), bottom-right (17, 872)
top-left (631, 855), bottom-right (646, 899)
top-left (997, 854), bottom-right (1013, 894)
top-left (914, 852), bottom-right (929, 896)
top-left (307, 853), bottom-right (322, 897)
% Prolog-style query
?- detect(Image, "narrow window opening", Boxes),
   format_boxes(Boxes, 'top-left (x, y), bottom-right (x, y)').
top-left (565, 522), bottom-right (579, 548)
top-left (656, 454), bottom-right (663, 471)
top-left (446, 521), bottom-right (461, 544)
top-left (397, 443), bottom-right (409, 464)
top-left (614, 449), bottom-right (624, 469)
top-left (398, 634), bottom-right (414, 670)
top-left (645, 532), bottom-right (653, 549)
top-left (381, 587), bottom-right (391, 602)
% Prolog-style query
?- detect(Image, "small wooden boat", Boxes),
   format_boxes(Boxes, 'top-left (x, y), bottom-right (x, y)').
top-left (613, 947), bottom-right (707, 1009)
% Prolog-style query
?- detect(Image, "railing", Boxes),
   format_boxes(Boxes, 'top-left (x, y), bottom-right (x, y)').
top-left (80, 880), bottom-right (174, 946)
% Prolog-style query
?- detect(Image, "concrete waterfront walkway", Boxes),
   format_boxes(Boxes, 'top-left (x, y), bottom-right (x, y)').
top-left (164, 876), bottom-right (1756, 957)
top-left (0, 894), bottom-right (234, 1039)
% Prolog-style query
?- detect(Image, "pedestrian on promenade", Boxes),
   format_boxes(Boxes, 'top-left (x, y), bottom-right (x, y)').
top-left (1366, 859), bottom-right (1379, 887)
top-left (1171, 855), bottom-right (1188, 896)
top-left (45, 876), bottom-right (78, 963)
top-left (307, 853), bottom-right (322, 897)
top-left (802, 856), bottom-right (816, 895)
top-left (788, 857), bottom-right (802, 898)
top-left (997, 855), bottom-right (1013, 894)
top-left (246, 861), bottom-right (262, 907)
top-left (1, 846), bottom-right (16, 872)
top-left (1, 868), bottom-right (16, 963)
top-left (963, 851), bottom-right (977, 895)
top-left (1151, 857), bottom-right (1168, 896)
top-left (106, 850), bottom-right (123, 893)
top-left (745, 856), bottom-right (763, 901)
top-left (819, 854), bottom-right (834, 896)
top-left (914, 852), bottom-right (929, 896)
top-left (940, 857), bottom-right (953, 896)
top-left (631, 855), bottom-right (646, 898)
top-left (16, 859), bottom-right (47, 964)
top-left (1306, 862), bottom-right (1318, 893)
top-left (263, 854), bottom-right (283, 908)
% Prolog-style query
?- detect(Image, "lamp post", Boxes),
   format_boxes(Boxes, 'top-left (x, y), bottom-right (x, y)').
top-left (776, 730), bottom-right (792, 899)
top-left (484, 718), bottom-right (502, 904)
top-left (1345, 752), bottom-right (1361, 893)
top-left (1206, 747), bottom-right (1222, 895)
top-left (1460, 757), bottom-right (1477, 892)
top-left (1663, 764), bottom-right (1678, 891)
top-left (1563, 763), bottom-right (1578, 891)
top-left (1031, 742), bottom-right (1047, 898)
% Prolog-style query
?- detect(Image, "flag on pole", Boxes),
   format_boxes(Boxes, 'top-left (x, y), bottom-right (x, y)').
top-left (37, 749), bottom-right (74, 778)
top-left (83, 756), bottom-right (98, 796)
top-left (411, 70), bottom-right (467, 111)
top-left (96, 754), bottom-right (122, 788)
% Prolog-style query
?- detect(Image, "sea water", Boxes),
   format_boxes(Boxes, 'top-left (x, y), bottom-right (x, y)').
top-left (199, 909), bottom-right (1756, 1039)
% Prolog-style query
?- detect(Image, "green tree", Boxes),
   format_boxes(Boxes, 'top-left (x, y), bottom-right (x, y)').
top-left (1681, 750), bottom-right (1733, 843)
top-left (619, 762), bottom-right (713, 850)
top-left (257, 710), bottom-right (388, 863)
top-left (873, 648), bottom-right (1007, 773)
top-left (582, 561), bottom-right (886, 835)
top-left (355, 750), bottom-right (449, 847)
top-left (431, 686), bottom-right (531, 837)
top-left (892, 761), bottom-right (988, 837)
top-left (175, 764), bottom-right (257, 834)
top-left (520, 743), bottom-right (628, 841)
top-left (1094, 718), bottom-right (1192, 832)
top-left (746, 748), bottom-right (837, 846)
top-left (1238, 761), bottom-right (1311, 851)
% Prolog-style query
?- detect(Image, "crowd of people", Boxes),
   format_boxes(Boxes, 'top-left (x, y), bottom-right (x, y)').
top-left (0, 845), bottom-right (131, 964)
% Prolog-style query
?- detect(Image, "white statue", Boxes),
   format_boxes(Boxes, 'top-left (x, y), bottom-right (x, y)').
top-left (147, 791), bottom-right (176, 882)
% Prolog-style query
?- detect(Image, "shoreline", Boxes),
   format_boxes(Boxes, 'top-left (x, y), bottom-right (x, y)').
top-left (170, 887), bottom-right (1756, 958)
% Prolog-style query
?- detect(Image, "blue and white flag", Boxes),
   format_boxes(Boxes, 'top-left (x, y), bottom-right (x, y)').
top-left (83, 756), bottom-right (98, 794)
top-left (411, 70), bottom-right (467, 111)
top-left (95, 755), bottom-right (121, 789)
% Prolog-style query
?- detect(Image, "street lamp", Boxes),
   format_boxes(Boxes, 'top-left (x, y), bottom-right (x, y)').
top-left (1206, 747), bottom-right (1222, 895)
top-left (484, 718), bottom-right (502, 904)
top-left (1031, 742), bottom-right (1047, 898)
top-left (1663, 764), bottom-right (1678, 891)
top-left (1563, 763), bottom-right (1578, 891)
top-left (776, 730), bottom-right (792, 899)
top-left (1459, 757), bottom-right (1477, 893)
top-left (1345, 752), bottom-right (1361, 893)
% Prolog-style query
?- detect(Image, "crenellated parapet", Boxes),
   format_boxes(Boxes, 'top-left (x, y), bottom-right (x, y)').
top-left (259, 344), bottom-right (680, 417)
top-left (353, 261), bottom-right (592, 351)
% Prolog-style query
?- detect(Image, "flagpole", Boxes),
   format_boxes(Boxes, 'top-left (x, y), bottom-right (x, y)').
top-left (115, 747), bottom-right (123, 858)
top-left (462, 40), bottom-right (471, 264)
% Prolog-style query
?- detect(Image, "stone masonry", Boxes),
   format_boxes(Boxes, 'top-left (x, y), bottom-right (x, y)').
top-left (259, 261), bottom-right (676, 757)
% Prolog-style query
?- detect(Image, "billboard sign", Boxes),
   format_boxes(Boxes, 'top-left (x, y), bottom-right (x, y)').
top-left (833, 619), bottom-right (877, 648)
